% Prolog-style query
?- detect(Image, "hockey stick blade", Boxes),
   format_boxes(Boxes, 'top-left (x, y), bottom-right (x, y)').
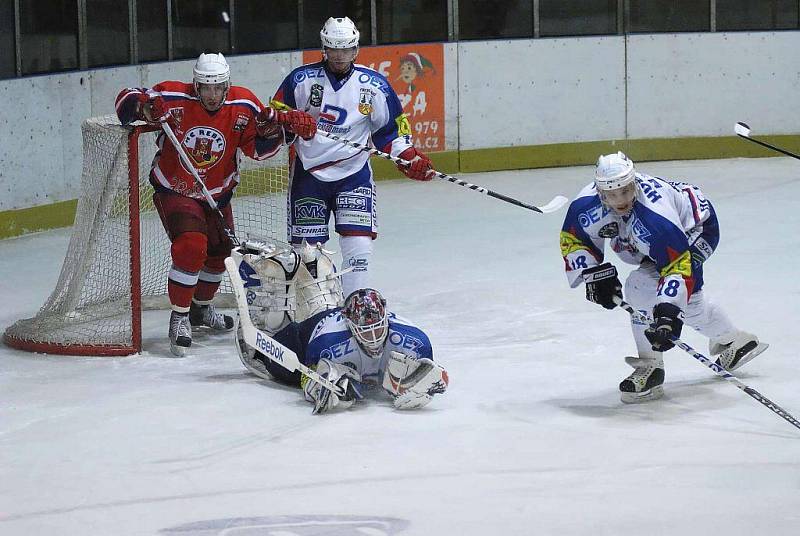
top-left (734, 121), bottom-right (751, 137)
top-left (734, 121), bottom-right (800, 161)
top-left (538, 195), bottom-right (569, 214)
top-left (268, 99), bottom-right (568, 215)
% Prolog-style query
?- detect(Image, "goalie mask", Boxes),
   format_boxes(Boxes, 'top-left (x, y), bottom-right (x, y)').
top-left (343, 288), bottom-right (388, 357)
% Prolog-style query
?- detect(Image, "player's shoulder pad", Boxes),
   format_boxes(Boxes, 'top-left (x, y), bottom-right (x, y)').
top-left (386, 313), bottom-right (433, 357)
top-left (352, 64), bottom-right (392, 92)
top-left (310, 308), bottom-right (347, 339)
top-left (152, 80), bottom-right (195, 96)
top-left (225, 86), bottom-right (263, 114)
top-left (565, 182), bottom-right (604, 215)
top-left (289, 61), bottom-right (326, 86)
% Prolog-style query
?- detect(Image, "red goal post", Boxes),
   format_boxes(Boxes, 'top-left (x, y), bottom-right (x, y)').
top-left (3, 116), bottom-right (288, 356)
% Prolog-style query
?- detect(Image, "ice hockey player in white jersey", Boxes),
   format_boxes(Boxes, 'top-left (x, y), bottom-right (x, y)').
top-left (271, 16), bottom-right (435, 303)
top-left (229, 242), bottom-right (448, 414)
top-left (560, 152), bottom-right (767, 403)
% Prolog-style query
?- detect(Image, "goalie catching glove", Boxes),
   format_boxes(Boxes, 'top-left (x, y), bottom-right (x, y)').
top-left (396, 147), bottom-right (434, 181)
top-left (302, 358), bottom-right (364, 415)
top-left (256, 108), bottom-right (317, 140)
top-left (382, 351), bottom-right (449, 410)
top-left (582, 262), bottom-right (622, 310)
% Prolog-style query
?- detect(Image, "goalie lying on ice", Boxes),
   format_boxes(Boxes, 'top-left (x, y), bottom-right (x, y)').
top-left (228, 242), bottom-right (448, 413)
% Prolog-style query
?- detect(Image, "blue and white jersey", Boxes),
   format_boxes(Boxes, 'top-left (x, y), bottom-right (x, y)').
top-left (305, 309), bottom-right (434, 385)
top-left (273, 61), bottom-right (414, 182)
top-left (560, 173), bottom-right (714, 308)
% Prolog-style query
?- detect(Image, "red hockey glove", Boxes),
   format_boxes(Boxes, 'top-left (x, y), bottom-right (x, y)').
top-left (397, 147), bottom-right (433, 181)
top-left (258, 108), bottom-right (317, 140)
top-left (255, 108), bottom-right (283, 139)
top-left (139, 97), bottom-right (178, 130)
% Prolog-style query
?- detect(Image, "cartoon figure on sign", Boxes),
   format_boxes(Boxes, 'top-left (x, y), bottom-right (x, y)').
top-left (395, 53), bottom-right (435, 116)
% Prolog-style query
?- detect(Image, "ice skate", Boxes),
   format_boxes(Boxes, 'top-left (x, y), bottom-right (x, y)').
top-left (619, 355), bottom-right (664, 403)
top-left (168, 311), bottom-right (192, 357)
top-left (189, 301), bottom-right (234, 331)
top-left (712, 332), bottom-right (768, 371)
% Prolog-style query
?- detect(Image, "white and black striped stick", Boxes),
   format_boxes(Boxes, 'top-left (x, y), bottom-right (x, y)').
top-left (735, 122), bottom-right (800, 161)
top-left (269, 98), bottom-right (567, 214)
top-left (316, 129), bottom-right (568, 214)
top-left (615, 297), bottom-right (800, 432)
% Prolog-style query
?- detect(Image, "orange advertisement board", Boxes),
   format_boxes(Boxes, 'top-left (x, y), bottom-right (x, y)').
top-left (303, 43), bottom-right (445, 152)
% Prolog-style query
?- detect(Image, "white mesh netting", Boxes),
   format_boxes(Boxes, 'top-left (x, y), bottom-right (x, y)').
top-left (4, 116), bottom-right (288, 355)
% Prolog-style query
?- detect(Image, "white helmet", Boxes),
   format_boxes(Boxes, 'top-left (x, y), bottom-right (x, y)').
top-left (343, 288), bottom-right (388, 357)
top-left (193, 53), bottom-right (230, 85)
top-left (320, 17), bottom-right (360, 49)
top-left (595, 152), bottom-right (636, 191)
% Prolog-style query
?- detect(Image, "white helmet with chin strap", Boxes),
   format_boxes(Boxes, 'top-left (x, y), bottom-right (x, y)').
top-left (193, 52), bottom-right (230, 86)
top-left (320, 17), bottom-right (360, 49)
top-left (595, 151), bottom-right (636, 191)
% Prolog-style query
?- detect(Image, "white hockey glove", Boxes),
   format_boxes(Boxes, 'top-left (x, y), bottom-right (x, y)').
top-left (382, 352), bottom-right (449, 410)
top-left (302, 358), bottom-right (363, 415)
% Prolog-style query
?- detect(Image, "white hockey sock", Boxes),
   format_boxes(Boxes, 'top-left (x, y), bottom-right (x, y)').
top-left (339, 235), bottom-right (372, 298)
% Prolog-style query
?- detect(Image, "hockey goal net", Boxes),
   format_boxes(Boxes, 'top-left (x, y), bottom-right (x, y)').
top-left (3, 116), bottom-right (288, 356)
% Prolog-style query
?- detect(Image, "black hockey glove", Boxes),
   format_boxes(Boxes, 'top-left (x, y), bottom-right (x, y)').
top-left (645, 302), bottom-right (684, 352)
top-left (581, 262), bottom-right (622, 310)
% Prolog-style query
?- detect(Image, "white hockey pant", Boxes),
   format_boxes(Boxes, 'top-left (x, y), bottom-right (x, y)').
top-left (624, 262), bottom-right (739, 360)
top-left (339, 235), bottom-right (372, 299)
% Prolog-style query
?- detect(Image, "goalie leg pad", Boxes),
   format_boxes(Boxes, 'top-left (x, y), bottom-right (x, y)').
top-left (294, 241), bottom-right (345, 321)
top-left (382, 352), bottom-right (449, 410)
top-left (231, 242), bottom-right (301, 333)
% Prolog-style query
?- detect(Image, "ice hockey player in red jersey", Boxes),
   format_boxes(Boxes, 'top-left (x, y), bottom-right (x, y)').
top-left (115, 52), bottom-right (317, 357)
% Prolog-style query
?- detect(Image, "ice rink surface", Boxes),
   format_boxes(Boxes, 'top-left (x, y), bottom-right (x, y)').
top-left (1, 157), bottom-right (799, 535)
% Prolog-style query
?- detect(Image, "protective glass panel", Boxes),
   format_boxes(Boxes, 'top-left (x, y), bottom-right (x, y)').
top-left (0, 1), bottom-right (14, 78)
top-left (237, 0), bottom-right (298, 52)
top-left (301, 0), bottom-right (370, 49)
top-left (137, 0), bottom-right (168, 62)
top-left (459, 0), bottom-right (533, 40)
top-left (19, 0), bottom-right (79, 74)
top-left (87, 0), bottom-right (131, 67)
top-left (628, 0), bottom-right (710, 33)
top-left (540, 0), bottom-right (617, 37)
top-left (377, 0), bottom-right (447, 44)
top-left (717, 0), bottom-right (799, 30)
top-left (171, 0), bottom-right (230, 60)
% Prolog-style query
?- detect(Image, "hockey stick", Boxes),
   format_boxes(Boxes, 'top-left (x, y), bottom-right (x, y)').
top-left (160, 120), bottom-right (240, 247)
top-left (734, 122), bottom-right (800, 161)
top-left (268, 99), bottom-right (568, 214)
top-left (614, 297), bottom-right (800, 431)
top-left (223, 254), bottom-right (346, 398)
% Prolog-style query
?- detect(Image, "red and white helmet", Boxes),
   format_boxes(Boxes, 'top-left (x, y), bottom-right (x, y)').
top-left (343, 288), bottom-right (388, 357)
top-left (320, 17), bottom-right (360, 49)
top-left (193, 53), bottom-right (230, 86)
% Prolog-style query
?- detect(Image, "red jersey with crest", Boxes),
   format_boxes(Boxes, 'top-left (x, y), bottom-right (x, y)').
top-left (115, 81), bottom-right (281, 201)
